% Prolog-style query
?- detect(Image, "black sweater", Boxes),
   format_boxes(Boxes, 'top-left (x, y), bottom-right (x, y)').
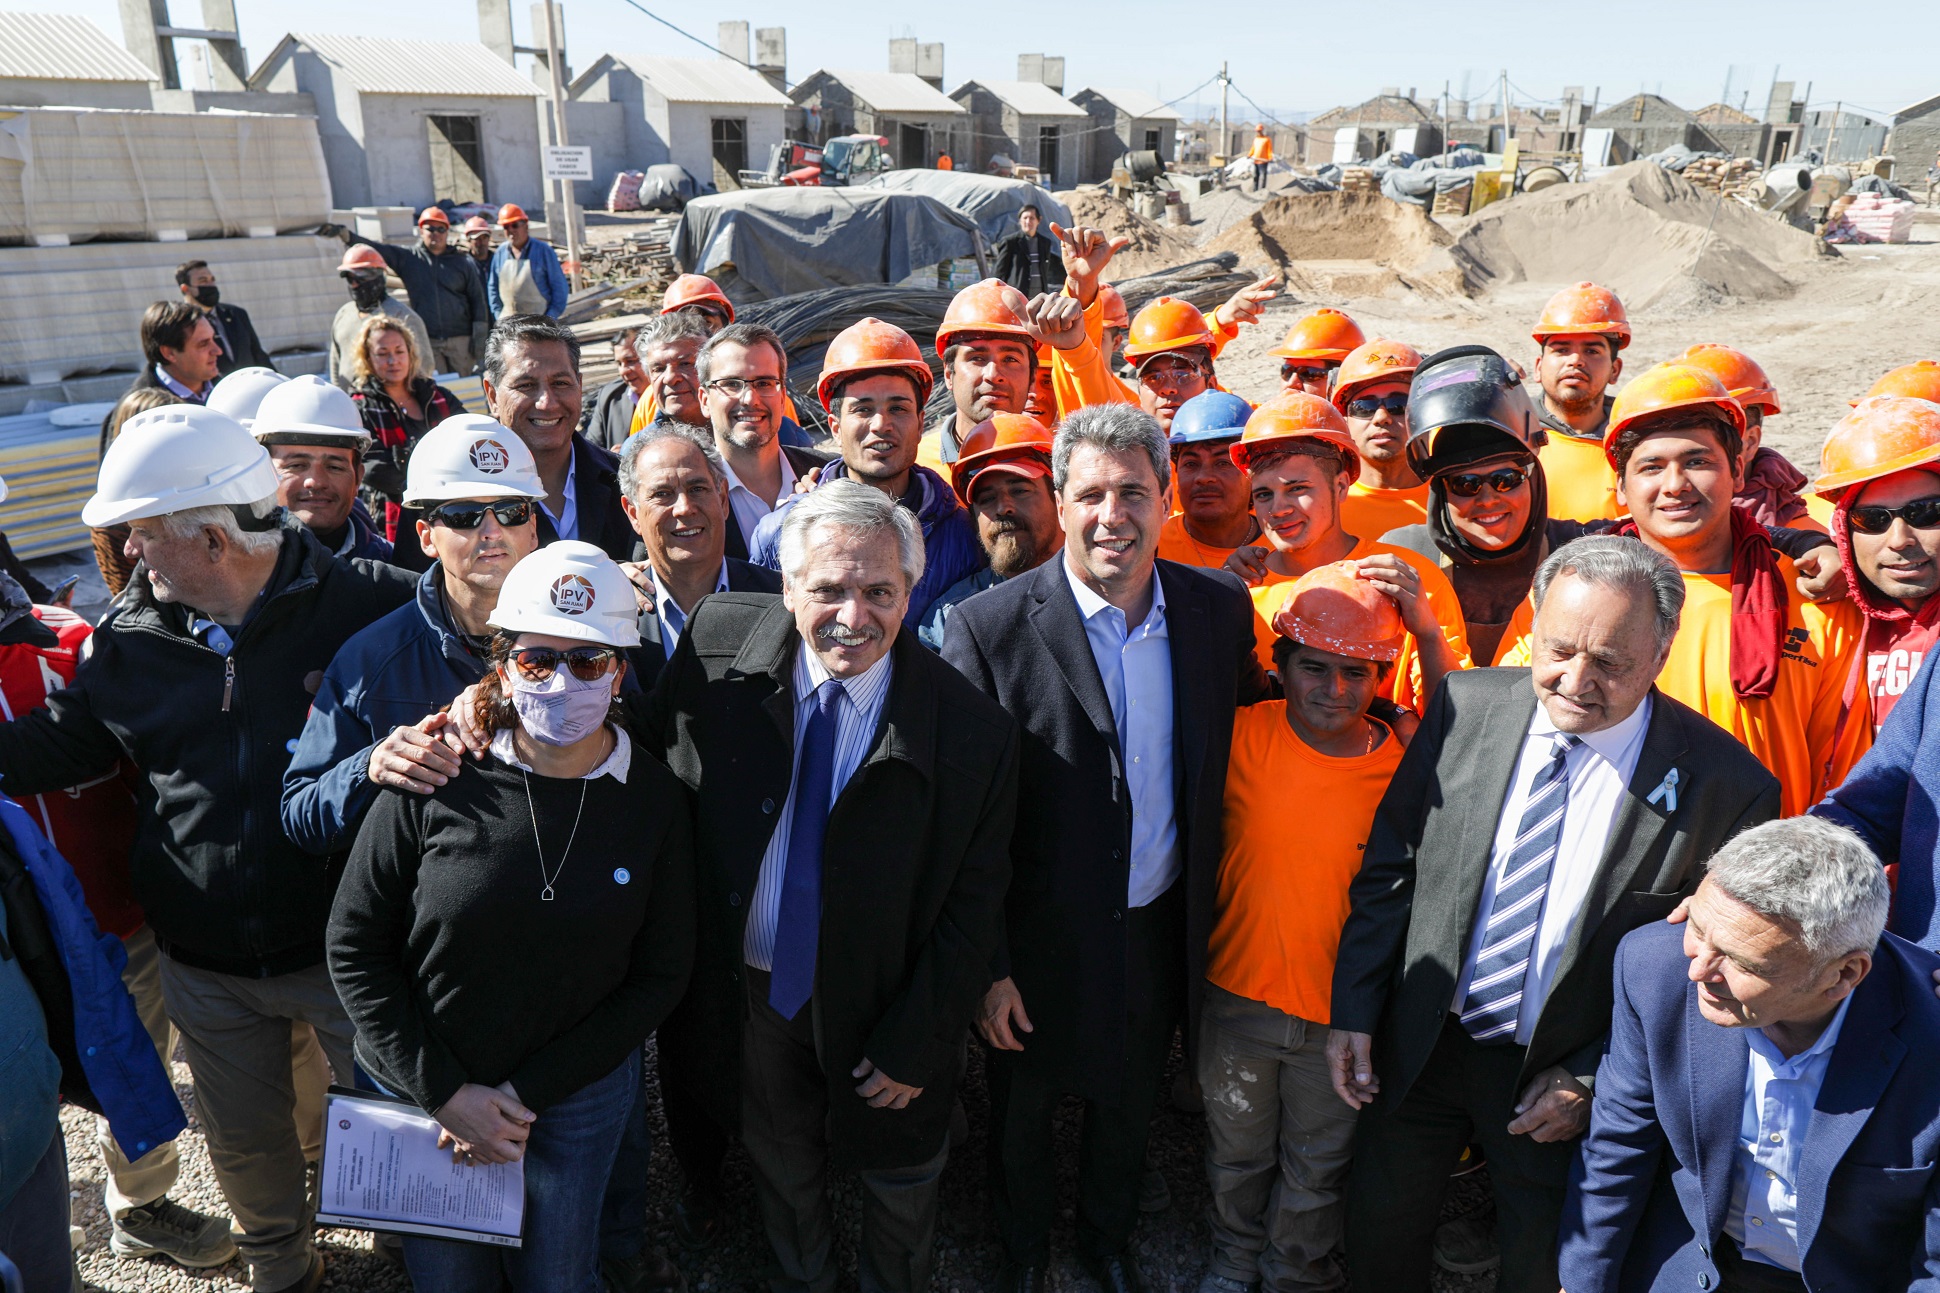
top-left (328, 743), bottom-right (695, 1114)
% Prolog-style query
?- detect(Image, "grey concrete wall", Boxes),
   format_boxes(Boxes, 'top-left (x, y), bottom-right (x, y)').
top-left (0, 78), bottom-right (152, 110)
top-left (357, 94), bottom-right (543, 210)
top-left (256, 47), bottom-right (370, 207)
top-left (1893, 110), bottom-right (1940, 170)
top-left (563, 99), bottom-right (627, 207)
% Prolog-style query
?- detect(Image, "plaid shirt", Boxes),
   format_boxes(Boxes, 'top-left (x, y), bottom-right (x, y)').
top-left (352, 379), bottom-right (468, 537)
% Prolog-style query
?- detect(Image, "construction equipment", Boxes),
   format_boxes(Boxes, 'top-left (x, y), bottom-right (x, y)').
top-left (742, 136), bottom-right (896, 189)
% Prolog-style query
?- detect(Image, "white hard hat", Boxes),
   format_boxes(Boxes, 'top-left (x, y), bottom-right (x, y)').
top-left (403, 414), bottom-right (545, 506)
top-left (207, 367), bottom-right (289, 428)
top-left (487, 540), bottom-right (641, 647)
top-left (253, 375), bottom-right (370, 450)
top-left (83, 404), bottom-right (279, 528)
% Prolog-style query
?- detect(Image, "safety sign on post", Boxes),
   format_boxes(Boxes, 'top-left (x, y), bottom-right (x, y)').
top-left (542, 146), bottom-right (593, 181)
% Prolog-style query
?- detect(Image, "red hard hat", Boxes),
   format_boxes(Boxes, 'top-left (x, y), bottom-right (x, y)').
top-left (1678, 343), bottom-right (1780, 415)
top-left (935, 279), bottom-right (1035, 354)
top-left (1271, 562), bottom-right (1406, 662)
top-left (951, 413), bottom-right (1054, 503)
top-left (817, 318), bottom-right (935, 412)
top-left (462, 216), bottom-right (493, 236)
top-left (1230, 391), bottom-right (1358, 473)
top-left (416, 206), bottom-right (450, 227)
top-left (1098, 283), bottom-right (1130, 331)
top-left (496, 203), bottom-right (529, 226)
top-left (661, 273), bottom-right (735, 323)
top-left (338, 245), bottom-right (387, 274)
top-left (1532, 281), bottom-right (1632, 350)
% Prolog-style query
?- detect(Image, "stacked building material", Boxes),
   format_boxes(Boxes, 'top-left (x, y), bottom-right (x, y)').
top-left (1679, 156), bottom-right (1761, 195)
top-left (1837, 192), bottom-right (1916, 243)
top-left (1338, 166), bottom-right (1377, 195)
top-left (0, 404), bottom-right (113, 560)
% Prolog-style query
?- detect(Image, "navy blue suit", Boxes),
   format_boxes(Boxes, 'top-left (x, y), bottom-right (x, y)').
top-left (1559, 919), bottom-right (1940, 1293)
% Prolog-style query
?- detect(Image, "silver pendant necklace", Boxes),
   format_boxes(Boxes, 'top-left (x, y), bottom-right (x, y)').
top-left (522, 770), bottom-right (589, 901)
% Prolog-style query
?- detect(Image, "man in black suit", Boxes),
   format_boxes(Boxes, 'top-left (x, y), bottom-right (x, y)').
top-left (993, 205), bottom-right (1066, 297)
top-left (176, 259), bottom-right (276, 374)
top-left (699, 323), bottom-right (829, 560)
top-left (942, 404), bottom-right (1271, 1293)
top-left (638, 480), bottom-right (1018, 1293)
top-left (1326, 535), bottom-right (1782, 1293)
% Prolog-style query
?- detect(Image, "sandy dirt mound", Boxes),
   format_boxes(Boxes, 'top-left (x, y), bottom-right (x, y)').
top-left (1446, 160), bottom-right (1832, 310)
top-left (1055, 189), bottom-right (1201, 278)
top-left (1201, 191), bottom-right (1459, 297)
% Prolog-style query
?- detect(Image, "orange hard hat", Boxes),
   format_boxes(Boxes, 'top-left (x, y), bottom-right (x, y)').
top-left (1813, 395), bottom-right (1940, 499)
top-left (1603, 363), bottom-right (1747, 470)
top-left (1230, 391), bottom-right (1358, 473)
top-left (935, 279), bottom-right (1035, 353)
top-left (1532, 281), bottom-right (1632, 350)
top-left (817, 317), bottom-right (935, 412)
top-left (950, 413), bottom-right (1054, 503)
top-left (1678, 343), bottom-right (1780, 415)
top-left (338, 245), bottom-right (387, 274)
top-left (1855, 360), bottom-right (1940, 407)
top-left (661, 273), bottom-right (735, 323)
top-left (416, 206), bottom-right (450, 227)
top-left (462, 216), bottom-right (493, 236)
top-left (1098, 283), bottom-right (1130, 331)
top-left (1271, 562), bottom-right (1406, 662)
top-left (1123, 297), bottom-right (1216, 364)
top-left (1268, 308), bottom-right (1366, 363)
top-left (1332, 338), bottom-right (1423, 410)
top-left (496, 203), bottom-right (529, 226)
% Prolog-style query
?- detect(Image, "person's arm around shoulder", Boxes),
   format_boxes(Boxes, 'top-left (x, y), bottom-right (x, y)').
top-left (1812, 639), bottom-right (1929, 863)
top-left (1205, 567), bottom-right (1275, 706)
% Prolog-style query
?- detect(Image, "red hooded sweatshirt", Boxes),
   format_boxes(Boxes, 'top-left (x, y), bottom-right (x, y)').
top-left (1834, 488), bottom-right (1940, 726)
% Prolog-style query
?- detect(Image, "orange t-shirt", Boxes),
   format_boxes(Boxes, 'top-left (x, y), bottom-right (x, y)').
top-left (1157, 512), bottom-right (1252, 570)
top-left (1651, 557), bottom-right (1870, 816)
top-left (1344, 480), bottom-right (1430, 541)
top-left (1246, 537), bottom-right (1472, 713)
top-left (1541, 431), bottom-right (1622, 523)
top-left (1207, 701), bottom-right (1403, 1024)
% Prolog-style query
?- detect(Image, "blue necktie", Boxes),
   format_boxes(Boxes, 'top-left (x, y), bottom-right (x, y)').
top-left (769, 679), bottom-right (843, 1020)
top-left (1460, 733), bottom-right (1581, 1044)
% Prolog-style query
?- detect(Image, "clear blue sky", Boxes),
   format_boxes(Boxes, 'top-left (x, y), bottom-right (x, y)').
top-left (53, 0), bottom-right (1935, 125)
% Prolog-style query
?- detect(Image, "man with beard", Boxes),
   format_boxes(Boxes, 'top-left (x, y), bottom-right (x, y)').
top-left (918, 414), bottom-right (1062, 648)
top-left (1335, 340), bottom-right (1428, 540)
top-left (699, 322), bottom-right (830, 559)
top-left (1531, 282), bottom-right (1628, 522)
top-left (1157, 391), bottom-right (1260, 570)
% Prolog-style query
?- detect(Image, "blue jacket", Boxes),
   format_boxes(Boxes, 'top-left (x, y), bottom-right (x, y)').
top-left (486, 237), bottom-right (569, 319)
top-left (747, 461), bottom-right (986, 630)
top-left (1815, 647), bottom-right (1940, 950)
top-left (1559, 919), bottom-right (1940, 1293)
top-left (281, 566), bottom-right (488, 856)
top-left (916, 566), bottom-right (1004, 651)
top-left (0, 796), bottom-right (184, 1187)
top-left (325, 500), bottom-right (392, 564)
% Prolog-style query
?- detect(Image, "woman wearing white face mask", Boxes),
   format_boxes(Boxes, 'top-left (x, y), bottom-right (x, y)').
top-left (328, 540), bottom-right (695, 1293)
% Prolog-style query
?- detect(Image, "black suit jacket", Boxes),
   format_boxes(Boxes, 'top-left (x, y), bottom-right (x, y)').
top-left (1330, 668), bottom-right (1782, 1103)
top-left (580, 378), bottom-right (636, 451)
top-left (721, 444), bottom-right (833, 562)
top-left (534, 433), bottom-right (636, 562)
top-left (624, 558), bottom-right (781, 688)
top-left (941, 557), bottom-right (1271, 1101)
top-left (211, 301), bottom-right (275, 374)
top-left (637, 595), bottom-right (1019, 1168)
top-left (993, 231), bottom-right (1067, 294)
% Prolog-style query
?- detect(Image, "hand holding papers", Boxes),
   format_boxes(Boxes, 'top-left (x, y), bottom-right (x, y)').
top-left (317, 1088), bottom-right (525, 1247)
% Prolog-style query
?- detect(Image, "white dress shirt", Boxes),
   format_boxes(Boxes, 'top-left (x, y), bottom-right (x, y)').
top-left (1725, 996), bottom-right (1852, 1272)
top-left (743, 642), bottom-right (894, 970)
top-left (488, 724), bottom-right (632, 782)
top-left (1063, 560), bottom-right (1179, 908)
top-left (721, 450), bottom-right (798, 549)
top-left (537, 443), bottom-right (580, 541)
top-left (1453, 695), bottom-right (1653, 1045)
top-left (651, 560), bottom-right (729, 655)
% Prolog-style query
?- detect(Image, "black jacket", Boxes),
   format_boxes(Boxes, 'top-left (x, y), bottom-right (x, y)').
top-left (624, 558), bottom-right (780, 688)
top-left (209, 301), bottom-right (275, 374)
top-left (993, 231), bottom-right (1066, 295)
top-left (349, 232), bottom-right (490, 349)
top-left (941, 557), bottom-right (1271, 1100)
top-left (638, 595), bottom-right (1018, 1168)
top-left (581, 378), bottom-right (637, 451)
top-left (721, 444), bottom-right (834, 561)
top-left (535, 433), bottom-right (637, 564)
top-left (0, 526), bottom-right (415, 977)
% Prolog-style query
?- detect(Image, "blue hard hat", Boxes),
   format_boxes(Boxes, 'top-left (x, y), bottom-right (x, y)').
top-left (1168, 389), bottom-right (1253, 445)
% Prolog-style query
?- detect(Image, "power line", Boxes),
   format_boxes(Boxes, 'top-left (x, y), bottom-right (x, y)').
top-left (607, 0), bottom-right (793, 89)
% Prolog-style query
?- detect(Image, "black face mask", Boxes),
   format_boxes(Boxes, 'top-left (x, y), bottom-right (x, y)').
top-left (192, 284), bottom-right (220, 309)
top-left (348, 276), bottom-right (387, 310)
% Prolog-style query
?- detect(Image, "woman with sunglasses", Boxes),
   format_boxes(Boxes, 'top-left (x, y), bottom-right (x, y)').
top-left (328, 540), bottom-right (694, 1293)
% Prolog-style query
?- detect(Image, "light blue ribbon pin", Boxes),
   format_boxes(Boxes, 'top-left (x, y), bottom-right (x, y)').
top-left (1646, 767), bottom-right (1680, 813)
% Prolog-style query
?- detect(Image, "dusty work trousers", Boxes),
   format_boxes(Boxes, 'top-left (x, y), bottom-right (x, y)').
top-left (740, 967), bottom-right (948, 1293)
top-left (428, 335), bottom-right (476, 378)
top-left (1197, 984), bottom-right (1357, 1293)
top-left (157, 956), bottom-right (353, 1292)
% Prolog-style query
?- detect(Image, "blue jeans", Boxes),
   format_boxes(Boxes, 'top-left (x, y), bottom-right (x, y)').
top-left (0, 1132), bottom-right (75, 1293)
top-left (598, 1049), bottom-right (652, 1262)
top-left (403, 1051), bottom-right (639, 1293)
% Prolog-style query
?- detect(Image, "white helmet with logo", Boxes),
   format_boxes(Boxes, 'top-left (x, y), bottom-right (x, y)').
top-left (403, 414), bottom-right (545, 505)
top-left (253, 374), bottom-right (370, 451)
top-left (83, 404), bottom-right (279, 527)
top-left (207, 367), bottom-right (289, 428)
top-left (487, 540), bottom-right (641, 646)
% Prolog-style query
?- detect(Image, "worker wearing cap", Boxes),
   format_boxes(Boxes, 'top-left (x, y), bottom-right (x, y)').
top-left (252, 376), bottom-right (389, 562)
top-left (487, 202), bottom-right (569, 321)
top-left (0, 406), bottom-right (414, 1293)
top-left (1679, 342), bottom-right (1817, 531)
top-left (917, 414), bottom-right (1063, 649)
top-left (1159, 390), bottom-right (1261, 569)
top-left (341, 207), bottom-right (491, 377)
top-left (1335, 339), bottom-right (1430, 540)
top-left (1606, 362), bottom-right (1868, 815)
top-left (1532, 282), bottom-right (1630, 523)
top-left (1270, 309), bottom-right (1366, 399)
top-left (1233, 392), bottom-right (1470, 714)
top-left (631, 276), bottom-right (808, 437)
top-left (1201, 565), bottom-right (1405, 1293)
top-left (329, 243), bottom-right (434, 391)
top-left (751, 318), bottom-right (984, 628)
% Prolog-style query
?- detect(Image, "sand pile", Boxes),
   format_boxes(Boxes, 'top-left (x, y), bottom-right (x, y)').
top-left (1201, 191), bottom-right (1459, 297)
top-left (1447, 160), bottom-right (1832, 310)
top-left (1056, 189), bottom-right (1200, 277)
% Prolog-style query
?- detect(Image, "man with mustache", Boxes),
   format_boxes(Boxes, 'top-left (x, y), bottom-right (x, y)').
top-left (252, 377), bottom-right (391, 562)
top-left (1157, 391), bottom-right (1261, 572)
top-left (918, 415), bottom-right (1063, 649)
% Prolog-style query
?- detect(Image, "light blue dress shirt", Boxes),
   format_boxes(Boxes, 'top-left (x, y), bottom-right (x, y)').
top-left (1724, 995), bottom-right (1853, 1271)
top-left (1063, 559), bottom-right (1179, 908)
top-left (537, 443), bottom-right (580, 541)
top-left (742, 642), bottom-right (894, 970)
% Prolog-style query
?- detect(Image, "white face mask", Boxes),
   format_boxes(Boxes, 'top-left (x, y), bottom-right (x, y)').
top-left (507, 667), bottom-right (611, 746)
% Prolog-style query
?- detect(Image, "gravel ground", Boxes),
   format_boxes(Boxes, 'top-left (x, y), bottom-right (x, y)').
top-left (64, 1035), bottom-right (1495, 1293)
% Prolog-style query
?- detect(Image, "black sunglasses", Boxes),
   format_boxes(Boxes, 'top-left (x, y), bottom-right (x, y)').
top-left (1280, 362), bottom-right (1333, 384)
top-left (510, 645), bottom-right (621, 683)
top-left (1444, 467), bottom-right (1531, 498)
top-left (1344, 393), bottom-right (1410, 419)
top-left (1848, 497), bottom-right (1940, 535)
top-left (428, 500), bottom-right (534, 530)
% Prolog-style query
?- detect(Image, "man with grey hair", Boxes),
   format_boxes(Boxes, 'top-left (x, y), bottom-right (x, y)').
top-left (697, 321), bottom-right (830, 560)
top-left (0, 404), bottom-right (412, 1293)
top-left (1327, 534), bottom-right (1780, 1293)
top-left (624, 477), bottom-right (1019, 1293)
top-left (1560, 816), bottom-right (1940, 1293)
top-left (943, 404), bottom-right (1269, 1293)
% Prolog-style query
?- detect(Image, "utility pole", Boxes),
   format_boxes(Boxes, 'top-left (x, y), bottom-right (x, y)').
top-left (1824, 98), bottom-right (1841, 163)
top-left (1442, 79), bottom-right (1450, 156)
top-left (1499, 68), bottom-right (1511, 148)
top-left (541, 0), bottom-right (582, 292)
top-left (1218, 61), bottom-right (1230, 165)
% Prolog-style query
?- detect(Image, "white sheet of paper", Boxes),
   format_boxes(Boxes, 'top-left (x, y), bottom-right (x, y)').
top-left (316, 1087), bottom-right (524, 1247)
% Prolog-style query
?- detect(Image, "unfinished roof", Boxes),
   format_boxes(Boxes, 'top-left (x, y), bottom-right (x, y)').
top-left (959, 80), bottom-right (1088, 118)
top-left (0, 13), bottom-right (157, 82)
top-left (1693, 102), bottom-right (1759, 125)
top-left (256, 32), bottom-right (543, 97)
top-left (1075, 87), bottom-right (1183, 121)
top-left (1308, 95), bottom-right (1435, 128)
top-left (591, 53), bottom-right (788, 106)
top-left (795, 69), bottom-right (965, 115)
top-left (1894, 93), bottom-right (1940, 121)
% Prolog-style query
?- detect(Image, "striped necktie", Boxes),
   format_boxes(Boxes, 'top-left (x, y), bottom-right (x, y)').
top-left (1459, 732), bottom-right (1582, 1044)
